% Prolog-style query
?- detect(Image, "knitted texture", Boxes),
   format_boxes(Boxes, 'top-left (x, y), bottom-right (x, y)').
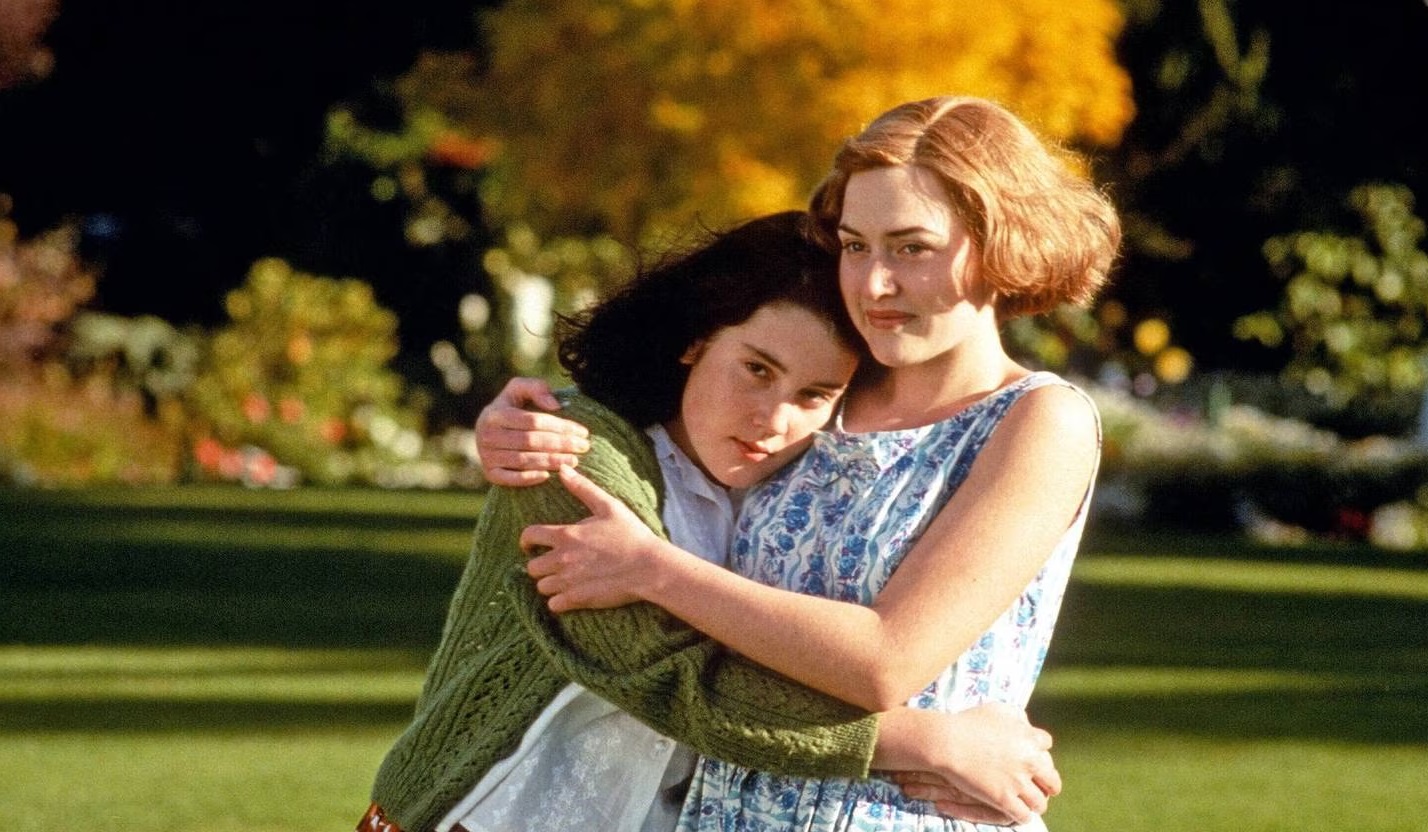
top-left (369, 392), bottom-right (877, 832)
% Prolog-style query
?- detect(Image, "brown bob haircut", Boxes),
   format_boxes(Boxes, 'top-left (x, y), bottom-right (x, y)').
top-left (810, 96), bottom-right (1121, 319)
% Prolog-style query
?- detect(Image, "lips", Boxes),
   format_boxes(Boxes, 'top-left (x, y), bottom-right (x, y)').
top-left (864, 309), bottom-right (913, 329)
top-left (734, 439), bottom-right (773, 461)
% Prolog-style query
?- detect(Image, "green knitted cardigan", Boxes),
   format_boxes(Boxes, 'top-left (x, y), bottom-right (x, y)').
top-left (370, 391), bottom-right (878, 832)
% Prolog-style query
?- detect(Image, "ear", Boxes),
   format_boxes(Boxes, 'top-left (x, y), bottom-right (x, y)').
top-left (679, 340), bottom-right (707, 366)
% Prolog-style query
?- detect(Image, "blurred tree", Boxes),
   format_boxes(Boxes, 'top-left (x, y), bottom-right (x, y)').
top-left (396, 0), bottom-right (1134, 243)
top-left (0, 0), bottom-right (57, 88)
top-left (1234, 183), bottom-right (1428, 409)
top-left (1100, 0), bottom-right (1428, 374)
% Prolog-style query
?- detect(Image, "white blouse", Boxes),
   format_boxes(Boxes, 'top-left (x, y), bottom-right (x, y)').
top-left (439, 424), bottom-right (735, 832)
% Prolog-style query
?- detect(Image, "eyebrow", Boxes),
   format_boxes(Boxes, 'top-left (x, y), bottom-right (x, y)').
top-left (837, 222), bottom-right (939, 238)
top-left (745, 344), bottom-right (851, 392)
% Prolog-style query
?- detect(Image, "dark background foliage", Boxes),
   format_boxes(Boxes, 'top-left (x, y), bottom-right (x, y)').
top-left (2, 0), bottom-right (1426, 383)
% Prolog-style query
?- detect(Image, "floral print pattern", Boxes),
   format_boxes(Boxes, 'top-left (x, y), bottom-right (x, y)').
top-left (677, 373), bottom-right (1098, 832)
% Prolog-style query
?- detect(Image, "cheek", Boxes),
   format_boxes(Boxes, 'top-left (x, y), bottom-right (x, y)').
top-left (839, 262), bottom-right (863, 301)
top-left (784, 409), bottom-right (833, 447)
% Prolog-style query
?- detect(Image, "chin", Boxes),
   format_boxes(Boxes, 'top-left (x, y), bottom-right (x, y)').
top-left (868, 347), bottom-right (920, 368)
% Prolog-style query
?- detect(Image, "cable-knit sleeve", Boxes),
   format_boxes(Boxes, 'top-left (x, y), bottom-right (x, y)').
top-left (500, 392), bottom-right (877, 779)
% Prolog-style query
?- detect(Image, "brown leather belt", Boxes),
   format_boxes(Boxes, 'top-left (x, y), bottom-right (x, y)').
top-left (358, 803), bottom-right (405, 832)
top-left (358, 803), bottom-right (474, 832)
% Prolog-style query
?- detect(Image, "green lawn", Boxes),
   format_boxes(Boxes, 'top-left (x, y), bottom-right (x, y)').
top-left (2, 488), bottom-right (1426, 830)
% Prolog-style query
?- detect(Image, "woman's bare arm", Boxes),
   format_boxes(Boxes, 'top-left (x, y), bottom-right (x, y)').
top-left (522, 385), bottom-right (1098, 711)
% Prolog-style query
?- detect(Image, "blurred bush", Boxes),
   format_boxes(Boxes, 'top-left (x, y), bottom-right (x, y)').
top-left (184, 257), bottom-right (463, 487)
top-left (1006, 299), bottom-right (1195, 399)
top-left (426, 223), bottom-right (631, 398)
top-left (1093, 382), bottom-right (1428, 546)
top-left (0, 202), bottom-right (185, 485)
top-left (0, 372), bottom-right (182, 486)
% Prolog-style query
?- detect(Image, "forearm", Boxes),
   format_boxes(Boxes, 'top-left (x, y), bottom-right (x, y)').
top-left (499, 394), bottom-right (879, 776)
top-left (639, 539), bottom-right (922, 711)
top-left (871, 707), bottom-right (941, 771)
top-left (507, 572), bottom-right (878, 778)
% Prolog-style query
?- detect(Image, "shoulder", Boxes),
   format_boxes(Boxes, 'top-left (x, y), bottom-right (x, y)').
top-left (1010, 377), bottom-right (1099, 439)
top-left (549, 390), bottom-right (659, 468)
top-left (539, 388), bottom-right (666, 529)
top-left (985, 375), bottom-right (1100, 474)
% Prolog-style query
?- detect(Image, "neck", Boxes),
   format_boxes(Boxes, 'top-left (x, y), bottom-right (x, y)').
top-left (846, 328), bottom-right (1024, 432)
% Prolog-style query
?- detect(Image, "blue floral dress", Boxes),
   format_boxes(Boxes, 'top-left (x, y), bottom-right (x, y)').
top-left (675, 372), bottom-right (1098, 832)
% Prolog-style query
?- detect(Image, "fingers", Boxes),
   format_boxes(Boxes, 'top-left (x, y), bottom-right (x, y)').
top-left (895, 781), bottom-right (1020, 826)
top-left (481, 449), bottom-right (581, 480)
top-left (556, 465), bottom-right (617, 514)
top-left (519, 525), bottom-right (556, 559)
top-left (1019, 780), bottom-right (1049, 817)
top-left (928, 801), bottom-right (1017, 827)
top-left (479, 415), bottom-right (591, 455)
top-left (475, 407), bottom-right (591, 485)
top-left (1032, 724), bottom-right (1053, 750)
top-left (1032, 750), bottom-right (1062, 797)
top-left (495, 377), bottom-right (562, 412)
top-left (484, 468), bottom-right (552, 487)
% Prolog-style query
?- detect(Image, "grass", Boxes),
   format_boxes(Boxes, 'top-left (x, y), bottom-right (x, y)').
top-left (2, 488), bottom-right (1427, 830)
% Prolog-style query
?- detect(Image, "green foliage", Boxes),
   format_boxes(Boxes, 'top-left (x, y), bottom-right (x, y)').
top-left (1005, 302), bottom-right (1195, 397)
top-left (186, 258), bottom-right (428, 486)
top-left (67, 311), bottom-right (203, 404)
top-left (321, 105), bottom-right (490, 251)
top-left (433, 223), bottom-right (633, 392)
top-left (1235, 183), bottom-right (1428, 407)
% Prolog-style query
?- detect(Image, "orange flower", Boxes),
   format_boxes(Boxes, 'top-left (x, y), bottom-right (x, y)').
top-left (319, 418), bottom-right (348, 445)
top-left (279, 397), bottom-right (305, 424)
top-left (242, 393), bottom-right (270, 423)
top-left (193, 436), bottom-right (225, 471)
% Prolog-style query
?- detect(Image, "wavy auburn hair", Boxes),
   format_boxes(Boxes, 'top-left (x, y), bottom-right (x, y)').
top-left (810, 96), bottom-right (1121, 319)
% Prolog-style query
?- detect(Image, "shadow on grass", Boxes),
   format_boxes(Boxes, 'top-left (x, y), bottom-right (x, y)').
top-left (1, 489), bottom-right (471, 648)
top-left (6, 488), bottom-right (1427, 745)
top-left (1031, 575), bottom-right (1428, 746)
top-left (0, 697), bottom-right (418, 732)
top-left (1028, 673), bottom-right (1428, 745)
top-left (1050, 583), bottom-right (1428, 673)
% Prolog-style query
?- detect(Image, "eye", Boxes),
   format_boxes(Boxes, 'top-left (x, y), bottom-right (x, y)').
top-left (839, 239), bottom-right (867, 254)
top-left (744, 361), bottom-right (771, 379)
top-left (899, 241), bottom-right (931, 255)
top-left (799, 389), bottom-right (837, 408)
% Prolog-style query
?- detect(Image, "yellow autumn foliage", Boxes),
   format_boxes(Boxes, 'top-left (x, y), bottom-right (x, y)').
top-left (406, 0), bottom-right (1133, 242)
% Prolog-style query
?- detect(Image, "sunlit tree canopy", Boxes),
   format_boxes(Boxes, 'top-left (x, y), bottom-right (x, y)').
top-left (400, 0), bottom-right (1134, 242)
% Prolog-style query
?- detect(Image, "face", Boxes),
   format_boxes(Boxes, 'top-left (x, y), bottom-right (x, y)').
top-left (836, 164), bottom-right (991, 368)
top-left (667, 302), bottom-right (858, 490)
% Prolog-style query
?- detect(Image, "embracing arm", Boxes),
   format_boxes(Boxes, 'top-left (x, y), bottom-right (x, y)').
top-left (525, 385), bottom-right (1099, 712)
top-left (498, 392), bottom-right (879, 779)
top-left (482, 381), bottom-right (1065, 822)
top-left (475, 377), bottom-right (590, 486)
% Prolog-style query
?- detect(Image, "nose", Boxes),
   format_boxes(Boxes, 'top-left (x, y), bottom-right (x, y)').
top-left (753, 399), bottom-right (795, 438)
top-left (848, 256), bottom-right (897, 299)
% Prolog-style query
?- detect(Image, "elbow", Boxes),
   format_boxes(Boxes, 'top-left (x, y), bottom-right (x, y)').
top-left (855, 667), bottom-right (930, 712)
